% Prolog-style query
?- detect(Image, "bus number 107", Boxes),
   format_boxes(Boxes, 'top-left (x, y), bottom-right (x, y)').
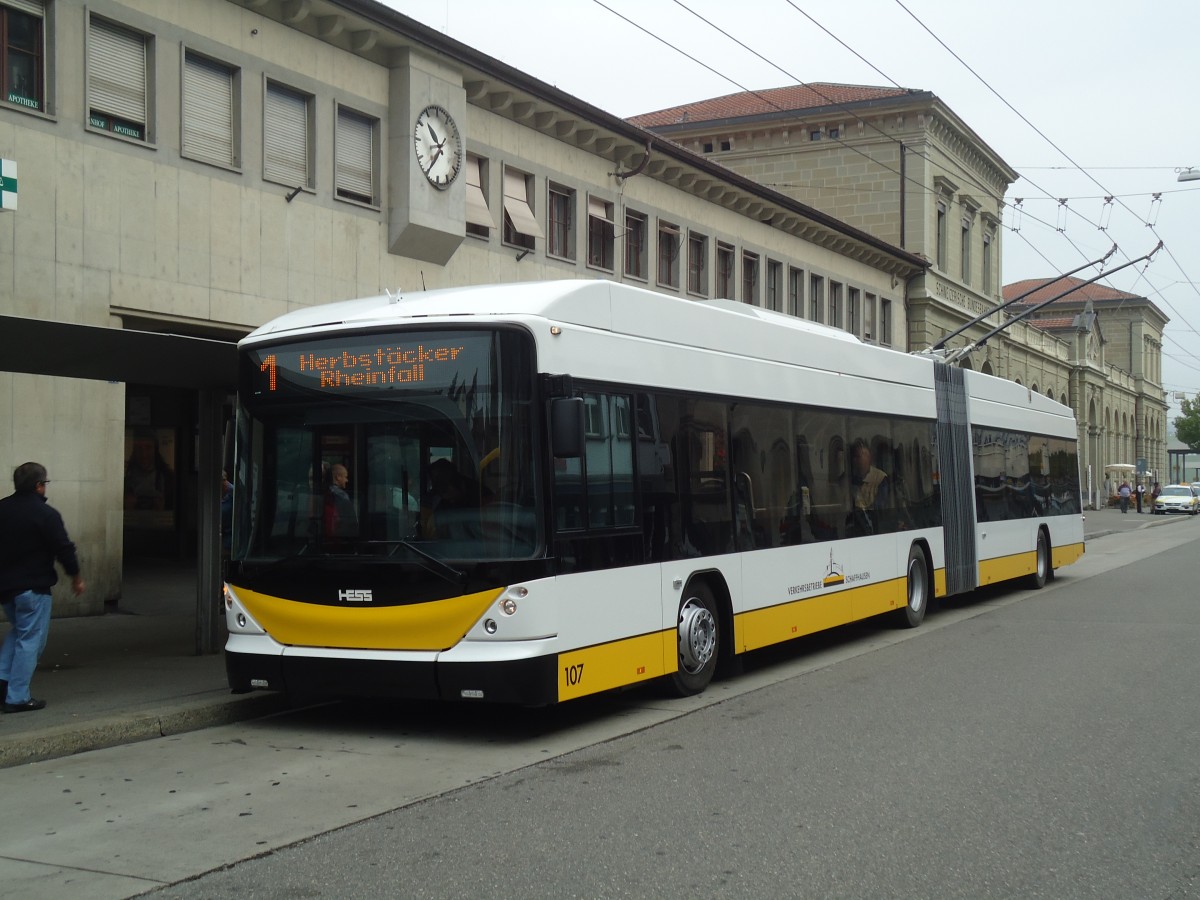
top-left (563, 664), bottom-right (584, 686)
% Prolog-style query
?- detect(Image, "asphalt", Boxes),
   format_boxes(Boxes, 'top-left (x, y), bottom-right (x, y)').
top-left (0, 505), bottom-right (1188, 769)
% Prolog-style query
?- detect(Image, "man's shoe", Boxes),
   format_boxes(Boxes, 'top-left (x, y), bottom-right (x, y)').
top-left (2, 699), bottom-right (46, 713)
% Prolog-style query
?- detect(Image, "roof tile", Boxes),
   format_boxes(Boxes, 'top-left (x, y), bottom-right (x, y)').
top-left (627, 84), bottom-right (915, 128)
top-left (1002, 276), bottom-right (1142, 306)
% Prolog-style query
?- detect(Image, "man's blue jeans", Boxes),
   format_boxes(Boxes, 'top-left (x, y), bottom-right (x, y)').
top-left (0, 590), bottom-right (53, 704)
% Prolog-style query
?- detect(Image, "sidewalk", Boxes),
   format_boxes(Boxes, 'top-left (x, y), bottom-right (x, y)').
top-left (0, 509), bottom-right (1189, 768)
top-left (0, 562), bottom-right (285, 768)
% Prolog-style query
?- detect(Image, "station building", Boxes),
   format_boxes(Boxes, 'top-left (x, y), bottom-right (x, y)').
top-left (0, 0), bottom-right (925, 618)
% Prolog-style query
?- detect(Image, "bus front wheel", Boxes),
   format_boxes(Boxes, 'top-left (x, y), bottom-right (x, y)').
top-left (896, 545), bottom-right (929, 629)
top-left (669, 581), bottom-right (719, 696)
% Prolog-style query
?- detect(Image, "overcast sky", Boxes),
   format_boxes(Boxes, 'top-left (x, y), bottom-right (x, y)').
top-left (385, 0), bottom-right (1200, 410)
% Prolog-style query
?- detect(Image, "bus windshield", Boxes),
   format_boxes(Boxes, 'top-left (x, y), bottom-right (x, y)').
top-left (232, 327), bottom-right (539, 562)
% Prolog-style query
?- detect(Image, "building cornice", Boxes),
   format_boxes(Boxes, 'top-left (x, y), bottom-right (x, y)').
top-left (228, 0), bottom-right (926, 278)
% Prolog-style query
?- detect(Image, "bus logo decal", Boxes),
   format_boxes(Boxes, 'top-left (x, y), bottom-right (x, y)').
top-left (823, 550), bottom-right (845, 587)
top-left (338, 589), bottom-right (373, 603)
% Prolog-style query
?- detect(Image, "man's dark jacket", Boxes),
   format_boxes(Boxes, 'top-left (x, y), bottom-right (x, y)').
top-left (0, 490), bottom-right (81, 599)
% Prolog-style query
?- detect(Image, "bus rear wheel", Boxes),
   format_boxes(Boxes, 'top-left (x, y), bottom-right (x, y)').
top-left (895, 545), bottom-right (929, 629)
top-left (1026, 529), bottom-right (1050, 590)
top-left (669, 581), bottom-right (719, 696)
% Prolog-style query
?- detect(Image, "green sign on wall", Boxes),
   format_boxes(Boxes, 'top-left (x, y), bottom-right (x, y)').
top-left (0, 158), bottom-right (16, 211)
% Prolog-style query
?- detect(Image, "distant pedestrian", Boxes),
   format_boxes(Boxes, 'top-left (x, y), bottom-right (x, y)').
top-left (1136, 481), bottom-right (1146, 514)
top-left (0, 462), bottom-right (84, 713)
top-left (1118, 480), bottom-right (1131, 514)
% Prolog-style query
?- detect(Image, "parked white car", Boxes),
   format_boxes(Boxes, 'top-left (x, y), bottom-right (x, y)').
top-left (1153, 484), bottom-right (1199, 515)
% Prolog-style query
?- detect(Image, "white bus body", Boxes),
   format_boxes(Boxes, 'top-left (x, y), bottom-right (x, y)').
top-left (224, 281), bottom-right (1084, 704)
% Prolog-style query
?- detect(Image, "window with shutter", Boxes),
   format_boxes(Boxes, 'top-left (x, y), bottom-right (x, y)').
top-left (335, 106), bottom-right (377, 205)
top-left (465, 155), bottom-right (494, 237)
top-left (182, 52), bottom-right (237, 168)
top-left (502, 167), bottom-right (541, 250)
top-left (88, 17), bottom-right (148, 141)
top-left (264, 81), bottom-right (311, 189)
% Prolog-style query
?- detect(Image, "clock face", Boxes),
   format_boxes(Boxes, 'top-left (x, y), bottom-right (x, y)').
top-left (413, 104), bottom-right (462, 189)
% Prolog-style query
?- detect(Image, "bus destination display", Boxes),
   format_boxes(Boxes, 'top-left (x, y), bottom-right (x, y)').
top-left (248, 332), bottom-right (491, 397)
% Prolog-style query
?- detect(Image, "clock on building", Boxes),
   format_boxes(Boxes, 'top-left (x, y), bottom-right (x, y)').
top-left (413, 104), bottom-right (462, 189)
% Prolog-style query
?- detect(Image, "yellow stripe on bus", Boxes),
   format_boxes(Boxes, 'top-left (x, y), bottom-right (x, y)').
top-left (235, 586), bottom-right (503, 651)
top-left (1053, 541), bottom-right (1085, 568)
top-left (979, 540), bottom-right (1084, 586)
top-left (737, 576), bottom-right (905, 653)
top-left (978, 550), bottom-right (1036, 585)
top-left (557, 630), bottom-right (669, 702)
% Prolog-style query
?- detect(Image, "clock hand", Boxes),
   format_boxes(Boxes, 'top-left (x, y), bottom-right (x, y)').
top-left (428, 123), bottom-right (441, 144)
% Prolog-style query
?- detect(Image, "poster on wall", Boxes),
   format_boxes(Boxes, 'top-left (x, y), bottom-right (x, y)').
top-left (124, 427), bottom-right (177, 530)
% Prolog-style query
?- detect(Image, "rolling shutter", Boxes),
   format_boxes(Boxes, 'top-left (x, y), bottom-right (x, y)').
top-left (265, 83), bottom-right (309, 187)
top-left (336, 107), bottom-right (374, 202)
top-left (89, 18), bottom-right (146, 125)
top-left (183, 53), bottom-right (235, 166)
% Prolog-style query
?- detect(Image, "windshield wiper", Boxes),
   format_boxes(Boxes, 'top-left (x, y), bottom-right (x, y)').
top-left (372, 540), bottom-right (467, 588)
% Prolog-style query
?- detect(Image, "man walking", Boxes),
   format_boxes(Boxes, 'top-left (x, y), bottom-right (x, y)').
top-left (0, 462), bottom-right (85, 713)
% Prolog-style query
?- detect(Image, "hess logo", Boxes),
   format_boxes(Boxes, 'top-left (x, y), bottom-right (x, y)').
top-left (338, 589), bottom-right (373, 603)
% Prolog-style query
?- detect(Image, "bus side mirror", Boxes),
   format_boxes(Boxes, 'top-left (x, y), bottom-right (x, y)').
top-left (551, 398), bottom-right (585, 458)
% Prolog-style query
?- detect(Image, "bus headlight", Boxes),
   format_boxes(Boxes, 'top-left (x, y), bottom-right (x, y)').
top-left (501, 597), bottom-right (518, 616)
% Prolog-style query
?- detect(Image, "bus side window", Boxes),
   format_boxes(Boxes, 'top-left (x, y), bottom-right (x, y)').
top-left (554, 391), bottom-right (636, 533)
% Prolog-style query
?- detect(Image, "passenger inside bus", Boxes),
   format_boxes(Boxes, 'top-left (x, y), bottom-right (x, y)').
top-left (323, 463), bottom-right (358, 538)
top-left (848, 439), bottom-right (890, 536)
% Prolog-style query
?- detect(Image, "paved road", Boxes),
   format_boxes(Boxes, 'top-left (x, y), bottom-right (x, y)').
top-left (147, 521), bottom-right (1200, 900)
top-left (0, 520), bottom-right (1196, 898)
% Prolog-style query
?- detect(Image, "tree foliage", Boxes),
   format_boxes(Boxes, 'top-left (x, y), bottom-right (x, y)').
top-left (1175, 396), bottom-right (1200, 451)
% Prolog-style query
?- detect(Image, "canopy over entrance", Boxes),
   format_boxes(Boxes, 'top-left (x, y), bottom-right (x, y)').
top-left (0, 315), bottom-right (236, 387)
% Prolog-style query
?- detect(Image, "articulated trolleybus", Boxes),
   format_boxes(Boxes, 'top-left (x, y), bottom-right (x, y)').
top-left (224, 280), bottom-right (1084, 705)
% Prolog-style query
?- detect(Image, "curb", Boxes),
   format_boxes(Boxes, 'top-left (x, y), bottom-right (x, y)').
top-left (0, 692), bottom-right (288, 769)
